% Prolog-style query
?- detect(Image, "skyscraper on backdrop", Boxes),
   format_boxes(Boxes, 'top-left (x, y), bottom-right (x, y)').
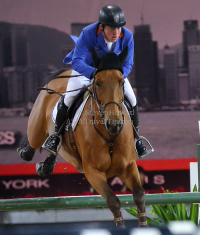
top-left (134, 24), bottom-right (159, 107)
top-left (188, 45), bottom-right (200, 99)
top-left (183, 20), bottom-right (200, 68)
top-left (163, 46), bottom-right (179, 104)
top-left (182, 20), bottom-right (200, 101)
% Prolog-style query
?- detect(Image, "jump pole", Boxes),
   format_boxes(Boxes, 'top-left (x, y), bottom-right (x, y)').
top-left (0, 192), bottom-right (200, 212)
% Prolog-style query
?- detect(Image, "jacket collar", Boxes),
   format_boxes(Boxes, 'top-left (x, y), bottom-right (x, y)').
top-left (97, 31), bottom-right (109, 52)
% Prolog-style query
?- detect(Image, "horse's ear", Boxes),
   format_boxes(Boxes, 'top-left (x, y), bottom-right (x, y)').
top-left (118, 46), bottom-right (128, 65)
top-left (92, 46), bottom-right (101, 68)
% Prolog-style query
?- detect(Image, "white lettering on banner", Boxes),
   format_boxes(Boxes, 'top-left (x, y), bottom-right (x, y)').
top-left (0, 131), bottom-right (15, 145)
top-left (26, 179), bottom-right (38, 188)
top-left (153, 175), bottom-right (165, 185)
top-left (2, 180), bottom-right (12, 189)
top-left (144, 175), bottom-right (149, 184)
top-left (12, 180), bottom-right (26, 189)
top-left (1, 179), bottom-right (50, 189)
top-left (38, 179), bottom-right (50, 188)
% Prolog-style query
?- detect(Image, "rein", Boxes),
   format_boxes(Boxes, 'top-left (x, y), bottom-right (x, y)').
top-left (36, 74), bottom-right (92, 96)
top-left (37, 84), bottom-right (92, 96)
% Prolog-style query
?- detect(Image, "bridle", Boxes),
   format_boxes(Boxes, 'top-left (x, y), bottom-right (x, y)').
top-left (89, 70), bottom-right (125, 156)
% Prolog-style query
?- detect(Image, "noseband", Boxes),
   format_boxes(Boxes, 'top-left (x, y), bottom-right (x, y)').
top-left (89, 73), bottom-right (125, 156)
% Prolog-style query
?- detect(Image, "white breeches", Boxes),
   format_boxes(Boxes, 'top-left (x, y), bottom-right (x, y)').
top-left (64, 70), bottom-right (137, 107)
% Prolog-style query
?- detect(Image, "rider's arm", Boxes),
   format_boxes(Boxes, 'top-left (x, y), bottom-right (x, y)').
top-left (122, 33), bottom-right (134, 78)
top-left (72, 29), bottom-right (95, 79)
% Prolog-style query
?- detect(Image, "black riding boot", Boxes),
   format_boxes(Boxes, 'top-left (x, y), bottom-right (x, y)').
top-left (131, 104), bottom-right (147, 157)
top-left (42, 96), bottom-right (69, 155)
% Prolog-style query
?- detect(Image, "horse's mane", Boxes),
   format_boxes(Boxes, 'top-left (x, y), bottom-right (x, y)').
top-left (48, 68), bottom-right (68, 81)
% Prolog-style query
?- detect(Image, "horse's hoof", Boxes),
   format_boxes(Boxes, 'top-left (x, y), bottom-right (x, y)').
top-left (138, 222), bottom-right (148, 227)
top-left (114, 215), bottom-right (125, 229)
top-left (117, 224), bottom-right (126, 229)
top-left (36, 161), bottom-right (55, 177)
top-left (18, 147), bottom-right (35, 162)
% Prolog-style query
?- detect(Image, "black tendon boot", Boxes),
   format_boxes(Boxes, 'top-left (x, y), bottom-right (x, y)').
top-left (131, 104), bottom-right (147, 157)
top-left (42, 96), bottom-right (69, 155)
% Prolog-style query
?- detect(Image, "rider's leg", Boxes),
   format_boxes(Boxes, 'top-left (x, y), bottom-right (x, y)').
top-left (42, 95), bottom-right (69, 155)
top-left (124, 78), bottom-right (147, 157)
top-left (43, 70), bottom-right (90, 155)
top-left (63, 70), bottom-right (90, 107)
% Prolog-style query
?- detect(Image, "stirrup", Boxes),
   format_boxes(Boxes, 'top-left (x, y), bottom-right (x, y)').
top-left (42, 134), bottom-right (62, 155)
top-left (134, 136), bottom-right (154, 158)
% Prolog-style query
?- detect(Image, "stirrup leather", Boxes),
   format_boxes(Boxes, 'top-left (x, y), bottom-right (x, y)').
top-left (134, 136), bottom-right (154, 158)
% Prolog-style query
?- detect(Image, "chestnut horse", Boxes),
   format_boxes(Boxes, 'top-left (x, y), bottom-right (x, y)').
top-left (18, 48), bottom-right (147, 228)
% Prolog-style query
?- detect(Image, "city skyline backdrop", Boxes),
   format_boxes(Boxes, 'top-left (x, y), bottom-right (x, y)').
top-left (1, 0), bottom-right (200, 49)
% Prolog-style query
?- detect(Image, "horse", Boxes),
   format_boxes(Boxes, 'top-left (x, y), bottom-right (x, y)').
top-left (17, 47), bottom-right (147, 228)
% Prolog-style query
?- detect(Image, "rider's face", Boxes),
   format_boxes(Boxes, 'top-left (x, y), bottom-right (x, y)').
top-left (102, 25), bottom-right (121, 42)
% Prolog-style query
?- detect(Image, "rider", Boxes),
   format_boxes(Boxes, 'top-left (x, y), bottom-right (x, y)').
top-left (43, 4), bottom-right (147, 157)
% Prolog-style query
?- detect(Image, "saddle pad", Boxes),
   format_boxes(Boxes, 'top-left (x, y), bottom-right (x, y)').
top-left (52, 95), bottom-right (90, 131)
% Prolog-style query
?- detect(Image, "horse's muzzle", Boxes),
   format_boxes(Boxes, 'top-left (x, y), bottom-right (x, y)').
top-left (105, 118), bottom-right (123, 135)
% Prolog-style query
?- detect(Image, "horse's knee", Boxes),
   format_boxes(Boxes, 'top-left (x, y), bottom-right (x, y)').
top-left (133, 187), bottom-right (145, 206)
top-left (17, 137), bottom-right (35, 161)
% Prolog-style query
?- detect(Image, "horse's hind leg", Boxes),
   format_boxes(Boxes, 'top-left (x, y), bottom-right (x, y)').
top-left (84, 166), bottom-right (125, 228)
top-left (120, 162), bottom-right (147, 227)
top-left (17, 137), bottom-right (36, 161)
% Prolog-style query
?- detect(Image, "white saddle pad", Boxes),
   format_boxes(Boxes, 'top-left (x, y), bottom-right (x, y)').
top-left (52, 95), bottom-right (89, 131)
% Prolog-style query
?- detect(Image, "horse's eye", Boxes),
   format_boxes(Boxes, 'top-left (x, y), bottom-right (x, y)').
top-left (95, 82), bottom-right (101, 87)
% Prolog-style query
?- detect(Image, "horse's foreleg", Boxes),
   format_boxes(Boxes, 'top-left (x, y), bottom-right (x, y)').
top-left (133, 186), bottom-right (147, 227)
top-left (84, 166), bottom-right (125, 228)
top-left (36, 154), bottom-right (57, 177)
top-left (121, 162), bottom-right (147, 227)
top-left (17, 137), bottom-right (36, 161)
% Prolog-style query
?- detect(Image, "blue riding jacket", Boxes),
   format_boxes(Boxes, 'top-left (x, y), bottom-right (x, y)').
top-left (63, 22), bottom-right (134, 79)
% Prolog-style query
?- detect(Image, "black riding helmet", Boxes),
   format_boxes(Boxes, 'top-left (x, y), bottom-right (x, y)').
top-left (99, 5), bottom-right (126, 28)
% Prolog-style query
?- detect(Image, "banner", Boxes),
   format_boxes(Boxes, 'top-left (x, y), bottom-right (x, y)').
top-left (0, 169), bottom-right (190, 199)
